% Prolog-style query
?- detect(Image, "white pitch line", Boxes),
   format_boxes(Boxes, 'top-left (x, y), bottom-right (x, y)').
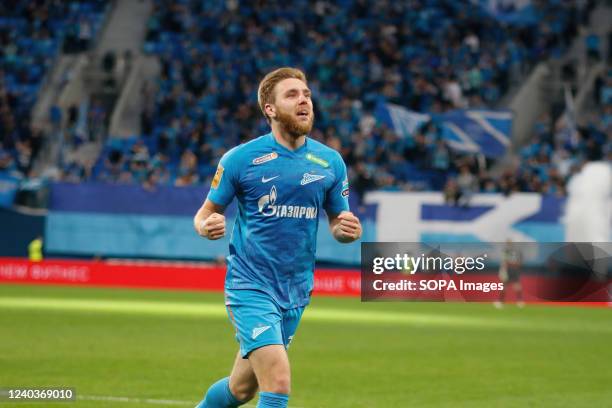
top-left (80, 395), bottom-right (190, 405)
top-left (79, 394), bottom-right (303, 407)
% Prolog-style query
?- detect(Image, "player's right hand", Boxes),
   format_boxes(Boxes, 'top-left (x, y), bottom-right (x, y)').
top-left (199, 213), bottom-right (226, 240)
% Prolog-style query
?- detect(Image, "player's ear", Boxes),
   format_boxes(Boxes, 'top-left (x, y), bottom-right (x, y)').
top-left (264, 103), bottom-right (276, 120)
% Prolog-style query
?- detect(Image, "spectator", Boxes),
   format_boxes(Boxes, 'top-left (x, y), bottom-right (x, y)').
top-left (443, 178), bottom-right (460, 205)
top-left (457, 165), bottom-right (478, 206)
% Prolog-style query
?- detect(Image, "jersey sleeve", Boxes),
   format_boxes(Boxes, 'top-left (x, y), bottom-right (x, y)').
top-left (324, 152), bottom-right (350, 216)
top-left (206, 149), bottom-right (240, 207)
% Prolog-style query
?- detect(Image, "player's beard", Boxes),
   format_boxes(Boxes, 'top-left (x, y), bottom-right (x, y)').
top-left (275, 107), bottom-right (314, 138)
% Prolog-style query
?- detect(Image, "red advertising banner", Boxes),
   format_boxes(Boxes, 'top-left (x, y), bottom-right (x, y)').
top-left (0, 257), bottom-right (361, 296)
top-left (1, 258), bottom-right (609, 306)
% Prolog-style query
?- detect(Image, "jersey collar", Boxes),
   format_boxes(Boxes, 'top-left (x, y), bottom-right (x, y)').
top-left (268, 132), bottom-right (308, 155)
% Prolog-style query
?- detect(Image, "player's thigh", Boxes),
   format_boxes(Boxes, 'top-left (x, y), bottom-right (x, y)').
top-left (229, 350), bottom-right (258, 400)
top-left (248, 344), bottom-right (291, 393)
top-left (225, 289), bottom-right (285, 358)
top-left (281, 306), bottom-right (305, 349)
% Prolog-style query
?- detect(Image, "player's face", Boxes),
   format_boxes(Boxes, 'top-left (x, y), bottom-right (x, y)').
top-left (270, 78), bottom-right (314, 136)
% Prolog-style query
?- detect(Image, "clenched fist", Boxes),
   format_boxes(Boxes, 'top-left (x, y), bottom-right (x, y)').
top-left (198, 212), bottom-right (226, 240)
top-left (333, 211), bottom-right (362, 243)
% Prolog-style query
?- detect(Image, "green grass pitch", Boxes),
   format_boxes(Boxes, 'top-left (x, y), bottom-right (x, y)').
top-left (0, 284), bottom-right (610, 407)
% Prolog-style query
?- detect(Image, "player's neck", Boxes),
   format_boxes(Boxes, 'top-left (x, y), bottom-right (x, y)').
top-left (271, 126), bottom-right (306, 151)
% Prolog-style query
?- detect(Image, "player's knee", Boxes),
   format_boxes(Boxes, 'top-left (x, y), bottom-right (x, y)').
top-left (230, 383), bottom-right (258, 403)
top-left (266, 371), bottom-right (291, 394)
top-left (232, 388), bottom-right (257, 402)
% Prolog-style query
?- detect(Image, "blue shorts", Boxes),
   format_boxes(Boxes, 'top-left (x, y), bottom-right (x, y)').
top-left (225, 289), bottom-right (305, 358)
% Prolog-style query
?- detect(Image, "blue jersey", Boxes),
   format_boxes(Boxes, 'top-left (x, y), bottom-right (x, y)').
top-left (207, 132), bottom-right (350, 309)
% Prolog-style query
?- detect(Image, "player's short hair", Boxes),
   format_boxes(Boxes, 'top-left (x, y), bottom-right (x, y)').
top-left (257, 67), bottom-right (307, 123)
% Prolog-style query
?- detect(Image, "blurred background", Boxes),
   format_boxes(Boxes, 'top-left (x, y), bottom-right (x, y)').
top-left (0, 1), bottom-right (611, 407)
top-left (0, 0), bottom-right (610, 265)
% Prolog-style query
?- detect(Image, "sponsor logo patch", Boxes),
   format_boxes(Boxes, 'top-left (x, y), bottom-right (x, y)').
top-left (341, 188), bottom-right (349, 197)
top-left (305, 153), bottom-right (329, 168)
top-left (211, 164), bottom-right (224, 189)
top-left (257, 186), bottom-right (318, 219)
top-left (253, 152), bottom-right (278, 165)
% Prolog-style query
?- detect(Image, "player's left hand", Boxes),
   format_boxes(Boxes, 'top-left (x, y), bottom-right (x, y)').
top-left (334, 211), bottom-right (362, 243)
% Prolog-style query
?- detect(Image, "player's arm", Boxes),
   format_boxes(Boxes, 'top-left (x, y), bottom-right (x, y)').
top-left (195, 148), bottom-right (239, 240)
top-left (324, 152), bottom-right (360, 243)
top-left (194, 199), bottom-right (226, 240)
top-left (328, 211), bottom-right (362, 243)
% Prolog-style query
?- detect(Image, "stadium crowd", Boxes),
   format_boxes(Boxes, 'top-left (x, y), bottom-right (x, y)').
top-left (511, 99), bottom-right (610, 196)
top-left (1, 0), bottom-right (608, 204)
top-left (0, 0), bottom-right (107, 182)
top-left (92, 0), bottom-right (594, 198)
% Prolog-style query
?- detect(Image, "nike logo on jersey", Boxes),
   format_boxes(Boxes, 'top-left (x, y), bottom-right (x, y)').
top-left (252, 325), bottom-right (271, 339)
top-left (262, 175), bottom-right (279, 183)
top-left (300, 173), bottom-right (326, 185)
